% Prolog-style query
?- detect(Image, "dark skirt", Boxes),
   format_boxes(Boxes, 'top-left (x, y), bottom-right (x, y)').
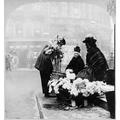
top-left (105, 91), bottom-right (115, 118)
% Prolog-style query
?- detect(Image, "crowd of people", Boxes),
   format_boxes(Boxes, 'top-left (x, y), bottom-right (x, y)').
top-left (34, 36), bottom-right (115, 119)
top-left (35, 36), bottom-right (109, 96)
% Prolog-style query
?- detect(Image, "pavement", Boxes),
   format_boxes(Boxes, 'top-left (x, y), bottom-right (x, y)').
top-left (5, 70), bottom-right (115, 120)
top-left (36, 93), bottom-right (114, 120)
top-left (5, 70), bottom-right (41, 120)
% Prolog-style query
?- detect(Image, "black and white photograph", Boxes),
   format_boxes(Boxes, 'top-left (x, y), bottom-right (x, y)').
top-left (4, 0), bottom-right (116, 120)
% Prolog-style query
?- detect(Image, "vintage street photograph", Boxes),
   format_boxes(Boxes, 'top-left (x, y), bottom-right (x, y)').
top-left (4, 0), bottom-right (115, 120)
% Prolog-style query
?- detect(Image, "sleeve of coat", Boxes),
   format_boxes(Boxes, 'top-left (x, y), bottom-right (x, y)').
top-left (90, 51), bottom-right (108, 72)
top-left (66, 58), bottom-right (74, 70)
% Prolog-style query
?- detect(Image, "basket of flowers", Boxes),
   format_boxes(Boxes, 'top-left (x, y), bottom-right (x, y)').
top-left (48, 70), bottom-right (115, 108)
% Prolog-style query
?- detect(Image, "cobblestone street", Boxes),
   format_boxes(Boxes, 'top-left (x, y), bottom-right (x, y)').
top-left (5, 70), bottom-right (115, 120)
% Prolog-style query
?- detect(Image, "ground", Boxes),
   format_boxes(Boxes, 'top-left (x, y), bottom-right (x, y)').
top-left (5, 70), bottom-right (115, 120)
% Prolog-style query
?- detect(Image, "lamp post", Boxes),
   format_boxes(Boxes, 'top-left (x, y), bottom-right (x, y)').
top-left (107, 0), bottom-right (116, 69)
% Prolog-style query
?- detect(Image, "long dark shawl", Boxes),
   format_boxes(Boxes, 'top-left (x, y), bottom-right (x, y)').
top-left (86, 47), bottom-right (108, 74)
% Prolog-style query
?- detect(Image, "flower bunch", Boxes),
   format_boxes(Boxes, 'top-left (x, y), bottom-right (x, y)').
top-left (72, 80), bottom-right (114, 97)
top-left (48, 78), bottom-right (58, 93)
top-left (48, 73), bottom-right (114, 98)
top-left (66, 69), bottom-right (76, 80)
top-left (94, 81), bottom-right (114, 93)
top-left (71, 78), bottom-right (89, 97)
top-left (93, 81), bottom-right (107, 95)
top-left (45, 37), bottom-right (66, 59)
top-left (83, 82), bottom-right (97, 97)
top-left (48, 77), bottom-right (72, 94)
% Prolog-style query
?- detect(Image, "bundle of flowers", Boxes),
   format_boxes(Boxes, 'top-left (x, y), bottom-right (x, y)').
top-left (45, 37), bottom-right (66, 60)
top-left (48, 77), bottom-right (72, 94)
top-left (70, 78), bottom-right (89, 97)
top-left (71, 79), bottom-right (114, 97)
top-left (48, 69), bottom-right (114, 99)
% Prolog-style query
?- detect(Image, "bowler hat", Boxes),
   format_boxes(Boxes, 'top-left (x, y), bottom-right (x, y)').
top-left (57, 38), bottom-right (66, 45)
top-left (83, 37), bottom-right (97, 44)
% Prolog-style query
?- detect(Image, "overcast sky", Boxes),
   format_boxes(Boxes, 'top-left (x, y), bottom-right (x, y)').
top-left (4, 0), bottom-right (107, 20)
top-left (4, 0), bottom-right (39, 20)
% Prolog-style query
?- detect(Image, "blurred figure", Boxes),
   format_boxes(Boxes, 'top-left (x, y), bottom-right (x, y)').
top-left (5, 54), bottom-right (12, 71)
top-left (66, 46), bottom-right (85, 75)
top-left (11, 55), bottom-right (19, 70)
top-left (8, 49), bottom-right (19, 70)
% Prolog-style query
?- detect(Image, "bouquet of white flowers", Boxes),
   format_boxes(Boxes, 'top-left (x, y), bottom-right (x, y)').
top-left (48, 71), bottom-right (75, 104)
top-left (48, 76), bottom-right (114, 97)
top-left (45, 36), bottom-right (66, 59)
top-left (48, 70), bottom-right (115, 108)
top-left (48, 77), bottom-right (72, 94)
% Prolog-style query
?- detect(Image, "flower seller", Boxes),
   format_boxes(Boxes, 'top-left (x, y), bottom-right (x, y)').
top-left (82, 36), bottom-right (109, 81)
top-left (66, 46), bottom-right (85, 75)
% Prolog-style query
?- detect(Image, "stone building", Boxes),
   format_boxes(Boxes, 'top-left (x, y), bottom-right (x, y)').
top-left (5, 0), bottom-right (115, 70)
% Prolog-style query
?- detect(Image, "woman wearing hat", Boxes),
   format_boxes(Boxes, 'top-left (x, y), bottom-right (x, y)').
top-left (66, 46), bottom-right (85, 75)
top-left (82, 37), bottom-right (109, 81)
top-left (77, 37), bottom-right (109, 107)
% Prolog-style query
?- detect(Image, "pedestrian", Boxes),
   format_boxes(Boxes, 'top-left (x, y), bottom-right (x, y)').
top-left (65, 46), bottom-right (85, 108)
top-left (79, 36), bottom-right (109, 106)
top-left (66, 46), bottom-right (85, 75)
top-left (5, 54), bottom-right (11, 71)
top-left (35, 45), bottom-right (53, 97)
top-left (82, 36), bottom-right (109, 81)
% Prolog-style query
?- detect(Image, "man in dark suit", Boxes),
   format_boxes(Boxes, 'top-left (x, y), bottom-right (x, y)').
top-left (35, 45), bottom-right (53, 97)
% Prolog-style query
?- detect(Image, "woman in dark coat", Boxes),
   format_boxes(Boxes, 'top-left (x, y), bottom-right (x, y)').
top-left (83, 37), bottom-right (109, 81)
top-left (35, 45), bottom-right (53, 97)
top-left (66, 46), bottom-right (85, 75)
top-left (81, 37), bottom-right (109, 107)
